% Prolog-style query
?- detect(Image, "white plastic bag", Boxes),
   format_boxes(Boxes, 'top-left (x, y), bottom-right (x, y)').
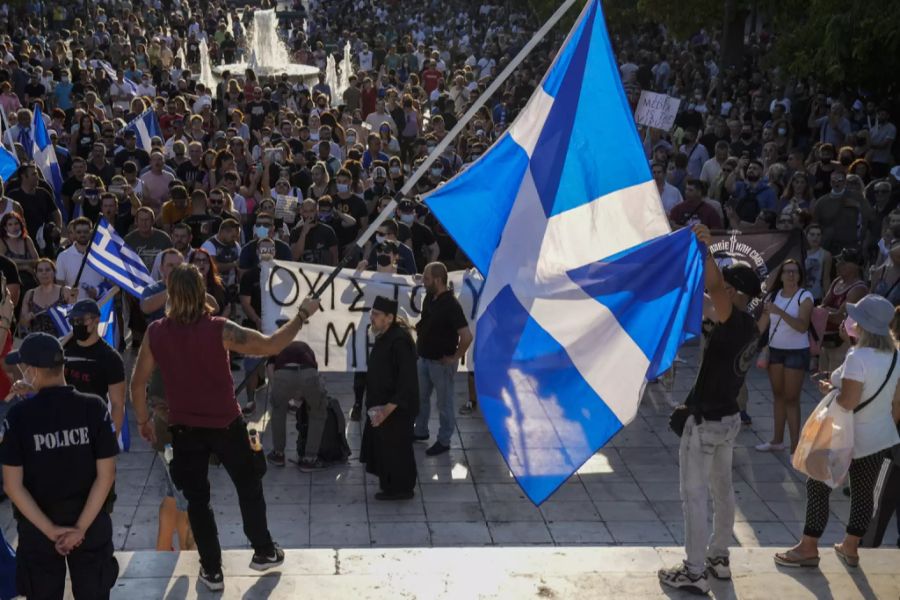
top-left (792, 390), bottom-right (854, 488)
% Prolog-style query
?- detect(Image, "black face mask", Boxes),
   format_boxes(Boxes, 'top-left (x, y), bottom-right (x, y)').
top-left (72, 323), bottom-right (91, 342)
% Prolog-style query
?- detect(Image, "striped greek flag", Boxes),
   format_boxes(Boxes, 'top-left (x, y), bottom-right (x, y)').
top-left (86, 218), bottom-right (155, 298)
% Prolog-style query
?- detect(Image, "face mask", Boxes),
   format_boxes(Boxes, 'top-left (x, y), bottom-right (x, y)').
top-left (843, 317), bottom-right (859, 341)
top-left (346, 135), bottom-right (356, 144)
top-left (475, 129), bottom-right (485, 137)
top-left (399, 213), bottom-right (414, 225)
top-left (390, 166), bottom-right (401, 176)
top-left (376, 253), bottom-right (392, 267)
top-left (430, 167), bottom-right (442, 177)
top-left (21, 367), bottom-right (34, 389)
top-left (72, 323), bottom-right (91, 341)
top-left (7, 231), bottom-right (20, 239)
top-left (336, 183), bottom-right (349, 193)
top-left (426, 144), bottom-right (436, 152)
top-left (310, 132), bottom-right (319, 141)
top-left (254, 225), bottom-right (270, 239)
top-left (319, 211), bottom-right (333, 222)
top-left (375, 234), bottom-right (386, 244)
top-left (777, 128), bottom-right (787, 136)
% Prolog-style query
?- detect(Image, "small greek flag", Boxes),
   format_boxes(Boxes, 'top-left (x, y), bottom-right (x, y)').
top-left (86, 218), bottom-right (155, 298)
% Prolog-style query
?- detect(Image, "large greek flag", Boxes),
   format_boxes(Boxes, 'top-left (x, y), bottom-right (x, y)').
top-left (122, 109), bottom-right (162, 152)
top-left (424, 0), bottom-right (705, 504)
top-left (31, 106), bottom-right (66, 220)
top-left (86, 218), bottom-right (155, 298)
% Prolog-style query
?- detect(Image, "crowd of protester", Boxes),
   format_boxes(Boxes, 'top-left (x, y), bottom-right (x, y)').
top-left (0, 0), bottom-right (893, 594)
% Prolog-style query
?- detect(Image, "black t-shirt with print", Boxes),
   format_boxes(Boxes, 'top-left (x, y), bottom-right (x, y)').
top-left (64, 339), bottom-right (125, 399)
top-left (332, 194), bottom-right (368, 247)
top-left (289, 222), bottom-right (337, 264)
top-left (688, 308), bottom-right (759, 419)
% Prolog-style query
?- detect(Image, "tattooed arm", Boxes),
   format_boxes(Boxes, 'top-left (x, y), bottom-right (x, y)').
top-left (221, 297), bottom-right (321, 356)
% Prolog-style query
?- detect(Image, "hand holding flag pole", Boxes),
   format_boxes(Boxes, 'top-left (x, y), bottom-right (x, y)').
top-left (309, 0), bottom-right (580, 301)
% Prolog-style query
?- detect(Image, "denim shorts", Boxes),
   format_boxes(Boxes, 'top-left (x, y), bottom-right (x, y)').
top-left (768, 347), bottom-right (810, 370)
top-left (159, 451), bottom-right (189, 512)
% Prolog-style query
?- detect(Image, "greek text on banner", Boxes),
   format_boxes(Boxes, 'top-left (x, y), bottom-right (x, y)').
top-left (261, 260), bottom-right (484, 371)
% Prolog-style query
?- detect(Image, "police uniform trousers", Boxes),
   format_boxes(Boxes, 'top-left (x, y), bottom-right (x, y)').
top-left (16, 510), bottom-right (118, 600)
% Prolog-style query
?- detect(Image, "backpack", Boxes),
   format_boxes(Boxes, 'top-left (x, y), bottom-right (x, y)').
top-left (735, 187), bottom-right (761, 223)
top-left (295, 396), bottom-right (351, 463)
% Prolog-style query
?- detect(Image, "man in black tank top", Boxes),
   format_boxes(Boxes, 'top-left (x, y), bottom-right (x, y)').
top-left (659, 225), bottom-right (761, 595)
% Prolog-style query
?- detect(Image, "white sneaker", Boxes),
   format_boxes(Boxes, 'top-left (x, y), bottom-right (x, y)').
top-left (706, 556), bottom-right (731, 580)
top-left (658, 563), bottom-right (710, 595)
top-left (755, 442), bottom-right (785, 452)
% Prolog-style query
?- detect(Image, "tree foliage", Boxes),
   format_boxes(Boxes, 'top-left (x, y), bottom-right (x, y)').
top-left (771, 0), bottom-right (900, 95)
top-left (520, 0), bottom-right (900, 95)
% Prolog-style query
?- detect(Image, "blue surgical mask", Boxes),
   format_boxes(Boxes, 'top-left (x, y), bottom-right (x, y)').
top-left (319, 211), bottom-right (333, 222)
top-left (375, 234), bottom-right (386, 244)
top-left (254, 225), bottom-right (270, 239)
top-left (399, 213), bottom-right (414, 225)
top-left (336, 183), bottom-right (349, 193)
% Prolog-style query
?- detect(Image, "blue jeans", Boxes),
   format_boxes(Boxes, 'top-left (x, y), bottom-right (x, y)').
top-left (413, 359), bottom-right (457, 446)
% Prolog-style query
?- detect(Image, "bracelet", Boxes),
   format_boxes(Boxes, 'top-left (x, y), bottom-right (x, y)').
top-left (298, 309), bottom-right (309, 321)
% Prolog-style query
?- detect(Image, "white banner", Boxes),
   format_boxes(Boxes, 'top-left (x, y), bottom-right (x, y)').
top-left (261, 260), bottom-right (484, 371)
top-left (634, 91), bottom-right (681, 131)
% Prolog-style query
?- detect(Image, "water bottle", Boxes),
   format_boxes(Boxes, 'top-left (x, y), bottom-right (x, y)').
top-left (247, 429), bottom-right (267, 478)
top-left (248, 429), bottom-right (263, 452)
top-left (164, 443), bottom-right (174, 464)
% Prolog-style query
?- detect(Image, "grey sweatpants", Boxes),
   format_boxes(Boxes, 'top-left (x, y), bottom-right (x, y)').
top-left (269, 368), bottom-right (327, 459)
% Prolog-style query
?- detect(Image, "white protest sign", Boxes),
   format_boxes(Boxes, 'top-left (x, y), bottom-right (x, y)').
top-left (261, 260), bottom-right (484, 371)
top-left (275, 195), bottom-right (299, 225)
top-left (634, 91), bottom-right (681, 131)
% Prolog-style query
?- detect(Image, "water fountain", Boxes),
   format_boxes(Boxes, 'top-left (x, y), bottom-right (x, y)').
top-left (213, 9), bottom-right (319, 82)
top-left (325, 54), bottom-right (339, 100)
top-left (198, 38), bottom-right (216, 91)
top-left (336, 41), bottom-right (353, 98)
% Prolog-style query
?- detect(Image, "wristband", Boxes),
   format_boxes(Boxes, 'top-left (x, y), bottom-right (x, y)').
top-left (298, 309), bottom-right (310, 321)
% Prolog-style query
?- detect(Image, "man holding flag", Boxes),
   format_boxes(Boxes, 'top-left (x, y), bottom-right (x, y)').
top-left (62, 299), bottom-right (126, 439)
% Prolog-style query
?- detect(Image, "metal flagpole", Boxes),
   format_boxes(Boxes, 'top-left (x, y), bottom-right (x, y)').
top-left (309, 0), bottom-right (581, 300)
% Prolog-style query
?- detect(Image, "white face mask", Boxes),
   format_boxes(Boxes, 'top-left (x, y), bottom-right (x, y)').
top-left (336, 183), bottom-right (349, 193)
top-left (21, 367), bottom-right (34, 389)
top-left (375, 234), bottom-right (386, 244)
top-left (6, 231), bottom-right (20, 239)
top-left (390, 166), bottom-right (401, 176)
top-left (399, 213), bottom-right (414, 225)
top-left (346, 135), bottom-right (356, 144)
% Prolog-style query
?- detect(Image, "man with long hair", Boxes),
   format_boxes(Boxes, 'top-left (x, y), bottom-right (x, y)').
top-left (130, 263), bottom-right (319, 591)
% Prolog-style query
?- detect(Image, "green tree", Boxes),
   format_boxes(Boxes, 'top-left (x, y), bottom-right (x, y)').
top-left (771, 0), bottom-right (900, 95)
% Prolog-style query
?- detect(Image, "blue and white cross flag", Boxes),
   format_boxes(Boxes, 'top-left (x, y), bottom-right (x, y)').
top-left (86, 218), bottom-right (155, 298)
top-left (424, 0), bottom-right (706, 504)
top-left (122, 109), bottom-right (162, 152)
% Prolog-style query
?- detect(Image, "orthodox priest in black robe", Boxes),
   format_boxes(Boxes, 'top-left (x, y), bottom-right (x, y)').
top-left (359, 296), bottom-right (420, 500)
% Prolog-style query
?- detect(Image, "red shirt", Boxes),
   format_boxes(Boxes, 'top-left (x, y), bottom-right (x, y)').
top-left (421, 69), bottom-right (442, 94)
top-left (668, 200), bottom-right (722, 230)
top-left (361, 87), bottom-right (377, 119)
top-left (148, 314), bottom-right (240, 428)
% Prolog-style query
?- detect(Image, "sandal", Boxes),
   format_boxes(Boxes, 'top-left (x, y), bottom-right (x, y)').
top-left (833, 544), bottom-right (859, 568)
top-left (774, 549), bottom-right (820, 568)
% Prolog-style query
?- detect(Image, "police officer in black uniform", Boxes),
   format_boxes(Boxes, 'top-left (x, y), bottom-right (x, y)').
top-left (0, 333), bottom-right (119, 599)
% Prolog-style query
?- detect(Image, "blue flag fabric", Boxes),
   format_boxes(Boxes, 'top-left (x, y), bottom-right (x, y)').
top-left (122, 109), bottom-right (162, 152)
top-left (86, 218), bottom-right (155, 298)
top-left (0, 146), bottom-right (17, 183)
top-left (424, 0), bottom-right (705, 504)
top-left (31, 107), bottom-right (66, 221)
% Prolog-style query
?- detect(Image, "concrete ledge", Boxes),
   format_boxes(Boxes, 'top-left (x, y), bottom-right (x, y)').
top-left (109, 546), bottom-right (900, 599)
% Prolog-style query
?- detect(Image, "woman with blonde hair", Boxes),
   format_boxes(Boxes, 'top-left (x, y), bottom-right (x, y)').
top-left (776, 295), bottom-right (900, 567)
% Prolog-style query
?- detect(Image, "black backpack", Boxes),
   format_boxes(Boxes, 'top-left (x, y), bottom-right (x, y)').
top-left (295, 396), bottom-right (351, 463)
top-left (735, 188), bottom-right (761, 223)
